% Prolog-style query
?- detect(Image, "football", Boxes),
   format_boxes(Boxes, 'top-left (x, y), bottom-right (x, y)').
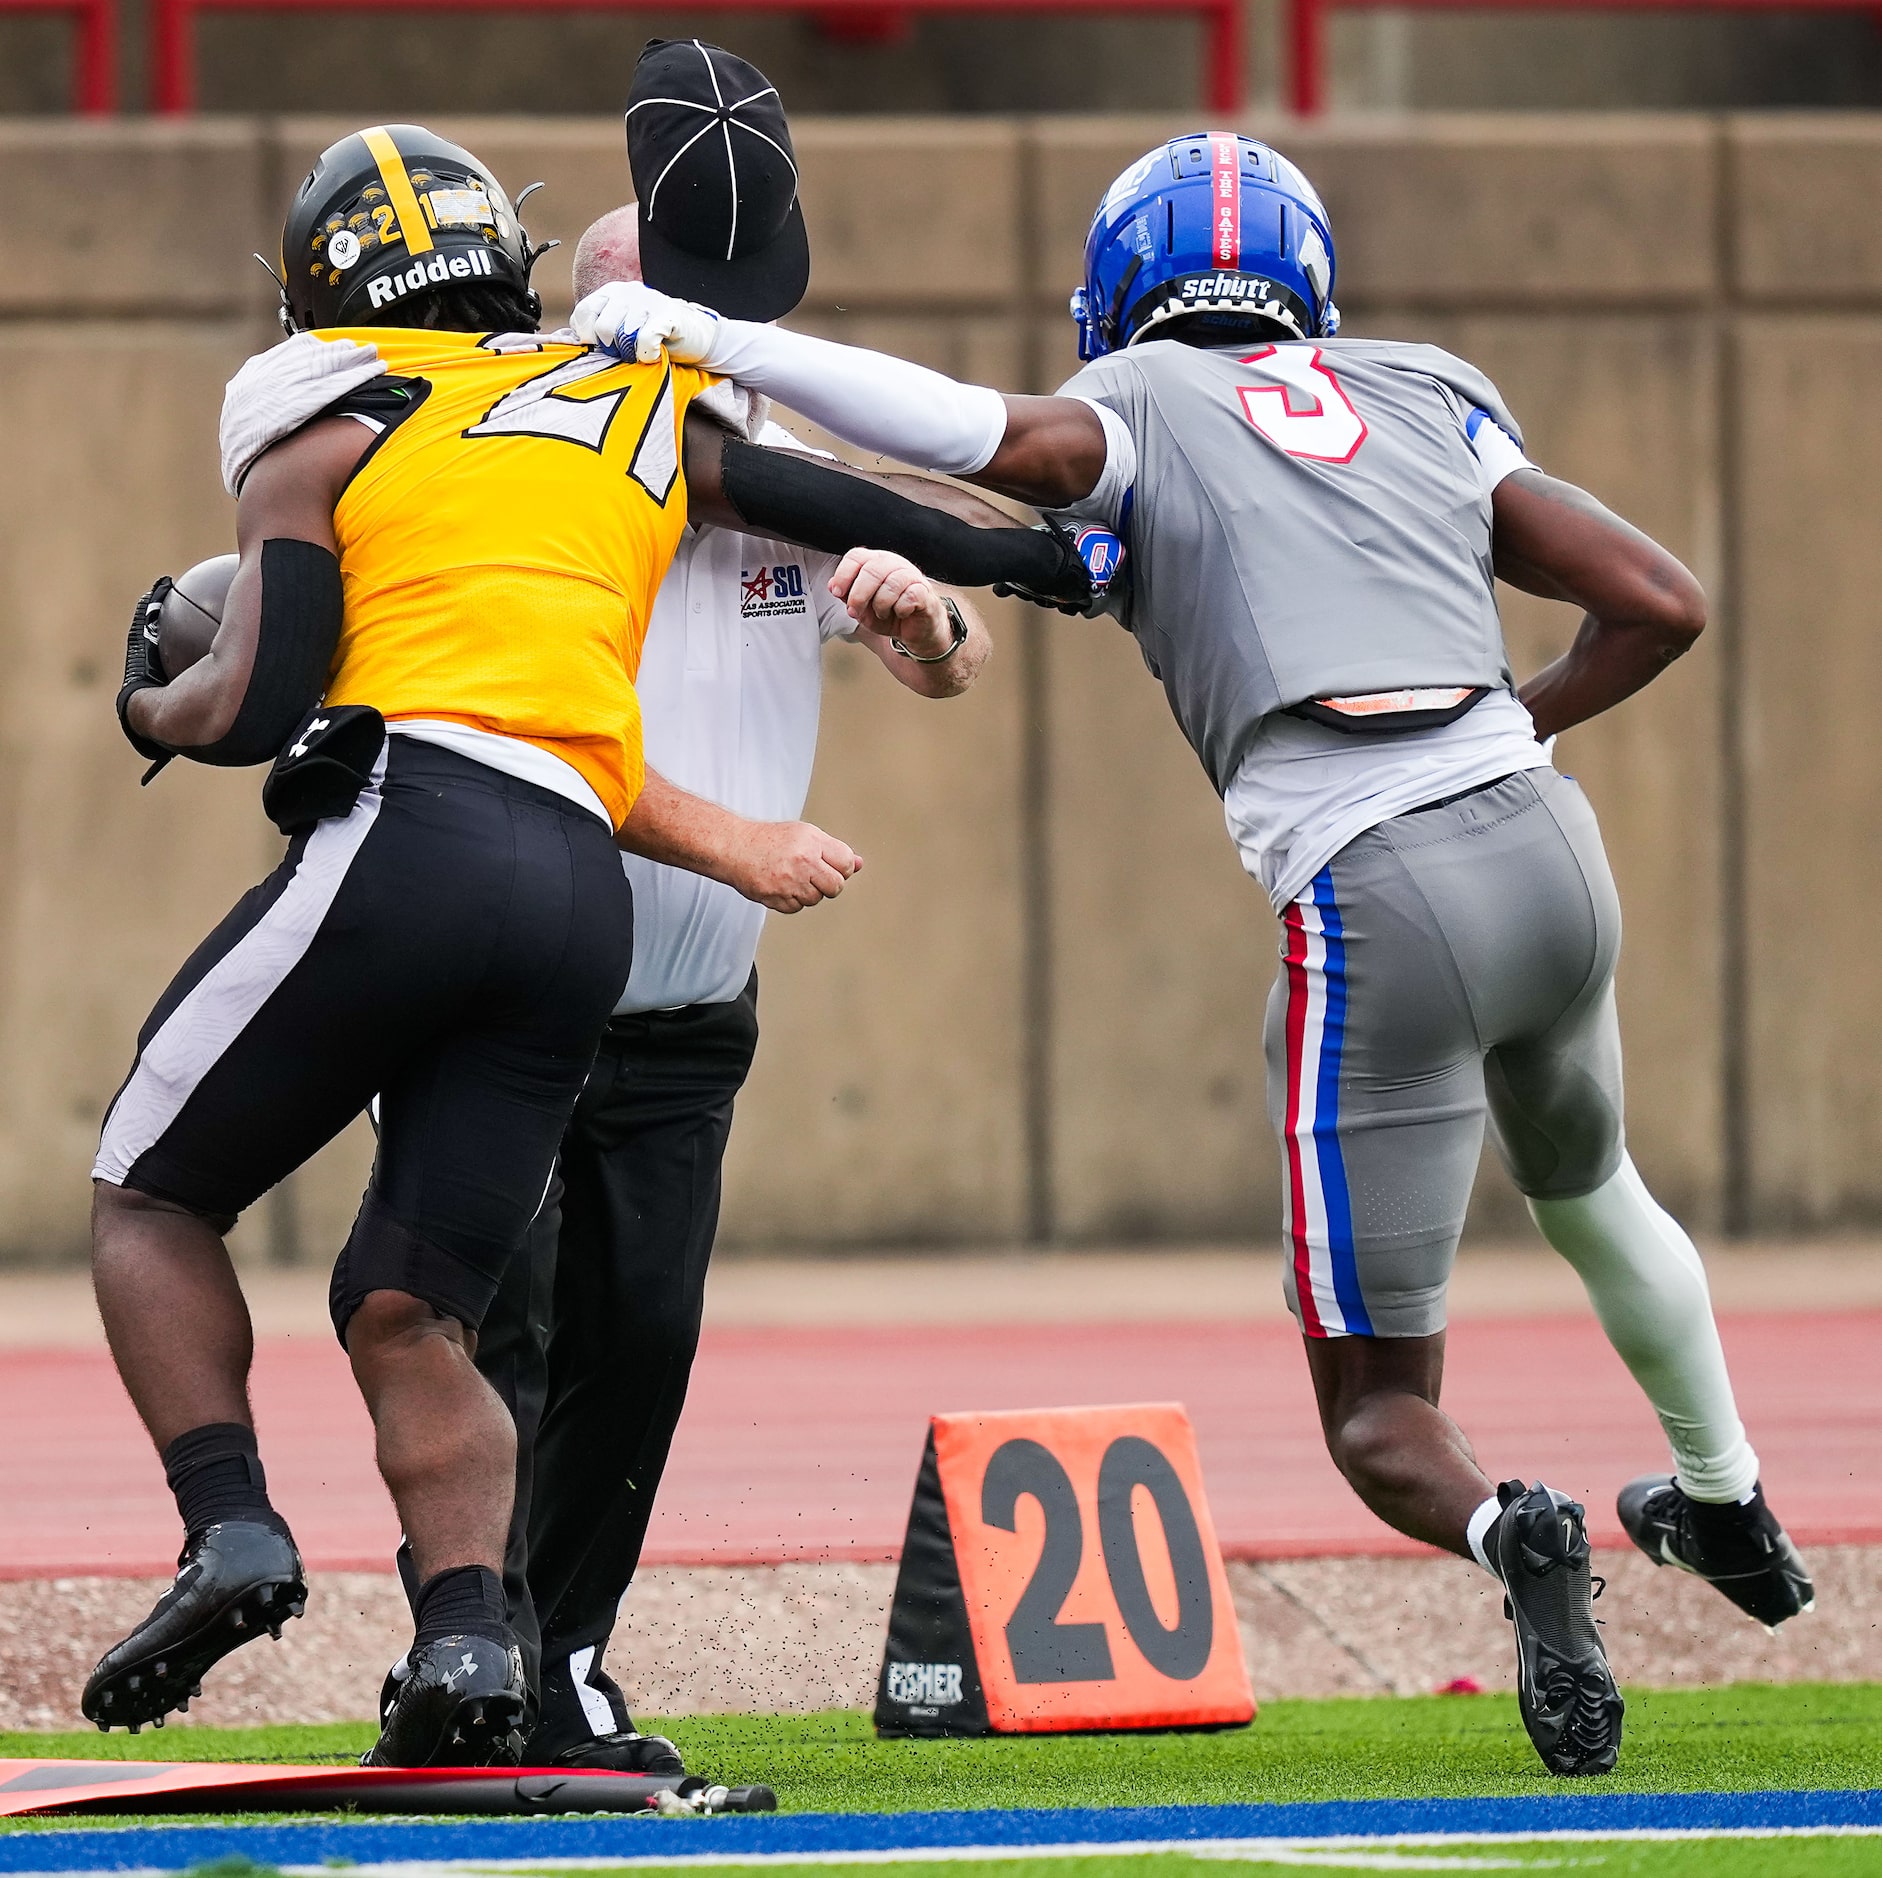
top-left (156, 552), bottom-right (238, 680)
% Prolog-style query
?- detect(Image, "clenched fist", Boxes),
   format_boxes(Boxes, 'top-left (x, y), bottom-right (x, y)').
top-left (726, 818), bottom-right (862, 913)
top-left (829, 548), bottom-right (951, 653)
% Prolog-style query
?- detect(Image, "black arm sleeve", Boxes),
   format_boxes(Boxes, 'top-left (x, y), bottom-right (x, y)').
top-left (187, 538), bottom-right (344, 768)
top-left (719, 436), bottom-right (1092, 609)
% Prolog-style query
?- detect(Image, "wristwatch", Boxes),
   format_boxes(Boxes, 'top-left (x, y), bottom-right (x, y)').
top-left (892, 597), bottom-right (969, 664)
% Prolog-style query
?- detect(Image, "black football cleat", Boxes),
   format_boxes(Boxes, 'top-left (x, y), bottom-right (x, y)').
top-left (534, 1728), bottom-right (686, 1776)
top-left (377, 1651), bottom-right (409, 1728)
top-left (364, 1634), bottom-right (527, 1767)
top-left (1492, 1479), bottom-right (1624, 1777)
top-left (82, 1520), bottom-right (306, 1733)
top-left (1617, 1475), bottom-right (1814, 1630)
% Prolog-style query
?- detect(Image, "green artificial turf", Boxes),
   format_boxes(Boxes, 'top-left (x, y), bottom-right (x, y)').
top-left (0, 1683), bottom-right (1877, 1827)
top-left (499, 1851), bottom-right (1882, 1877)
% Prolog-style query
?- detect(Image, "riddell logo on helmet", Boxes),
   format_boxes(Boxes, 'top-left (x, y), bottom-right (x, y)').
top-left (365, 245), bottom-right (495, 310)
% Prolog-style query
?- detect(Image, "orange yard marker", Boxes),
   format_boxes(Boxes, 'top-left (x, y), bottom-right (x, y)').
top-left (874, 1404), bottom-right (1255, 1736)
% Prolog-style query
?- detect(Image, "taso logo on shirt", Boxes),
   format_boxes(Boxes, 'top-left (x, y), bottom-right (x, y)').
top-left (741, 563), bottom-right (810, 618)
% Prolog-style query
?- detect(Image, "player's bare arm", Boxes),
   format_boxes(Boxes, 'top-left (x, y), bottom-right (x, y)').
top-left (970, 396), bottom-right (1109, 509)
top-left (1492, 470), bottom-right (1707, 741)
top-left (875, 470), bottom-right (1018, 525)
top-left (618, 768), bottom-right (861, 914)
top-left (125, 418), bottom-right (367, 753)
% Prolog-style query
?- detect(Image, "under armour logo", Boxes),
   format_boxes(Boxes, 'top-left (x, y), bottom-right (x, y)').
top-left (289, 716), bottom-right (330, 761)
top-left (440, 1651), bottom-right (478, 1689)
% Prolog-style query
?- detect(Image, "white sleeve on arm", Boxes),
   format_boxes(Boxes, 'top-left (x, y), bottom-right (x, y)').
top-left (1050, 397), bottom-right (1137, 531)
top-left (1466, 406), bottom-right (1536, 494)
top-left (700, 320), bottom-right (1008, 476)
top-left (219, 331), bottom-right (386, 495)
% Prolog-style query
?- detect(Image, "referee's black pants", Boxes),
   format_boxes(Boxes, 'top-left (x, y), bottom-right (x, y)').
top-left (476, 971), bottom-right (759, 1748)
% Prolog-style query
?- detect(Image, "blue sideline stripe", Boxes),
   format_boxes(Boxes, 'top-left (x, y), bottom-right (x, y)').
top-left (1307, 868), bottom-right (1369, 1337)
top-left (1, 1791), bottom-right (1878, 1870)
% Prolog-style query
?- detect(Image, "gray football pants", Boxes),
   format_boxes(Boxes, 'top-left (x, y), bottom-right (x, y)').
top-left (1264, 768), bottom-right (1624, 1338)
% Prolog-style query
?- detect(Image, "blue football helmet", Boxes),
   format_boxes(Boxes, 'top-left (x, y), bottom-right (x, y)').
top-left (1070, 133), bottom-right (1340, 362)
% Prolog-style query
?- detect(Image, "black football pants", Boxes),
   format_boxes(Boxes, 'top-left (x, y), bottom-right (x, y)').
top-left (98, 738), bottom-right (634, 1345)
top-left (473, 973), bottom-right (759, 1746)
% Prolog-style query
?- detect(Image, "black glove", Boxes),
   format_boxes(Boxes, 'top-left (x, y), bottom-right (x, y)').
top-left (116, 577), bottom-right (176, 769)
top-left (992, 518), bottom-right (1122, 616)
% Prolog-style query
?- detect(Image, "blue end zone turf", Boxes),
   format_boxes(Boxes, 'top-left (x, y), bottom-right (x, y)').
top-left (0, 1790), bottom-right (1878, 1870)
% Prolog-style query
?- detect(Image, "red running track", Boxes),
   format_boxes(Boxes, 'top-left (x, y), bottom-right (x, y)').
top-left (0, 1312), bottom-right (1874, 1578)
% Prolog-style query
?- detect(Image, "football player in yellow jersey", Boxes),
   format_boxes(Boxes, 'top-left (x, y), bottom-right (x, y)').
top-left (85, 123), bottom-right (1100, 1767)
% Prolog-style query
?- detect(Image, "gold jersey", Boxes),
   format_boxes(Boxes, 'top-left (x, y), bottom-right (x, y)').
top-left (323, 328), bottom-right (709, 827)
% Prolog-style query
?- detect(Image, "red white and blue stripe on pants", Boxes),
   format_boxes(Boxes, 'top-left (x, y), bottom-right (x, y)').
top-left (1282, 867), bottom-right (1374, 1338)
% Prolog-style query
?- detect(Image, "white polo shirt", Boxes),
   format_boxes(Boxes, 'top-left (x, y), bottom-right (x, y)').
top-left (617, 429), bottom-right (859, 1014)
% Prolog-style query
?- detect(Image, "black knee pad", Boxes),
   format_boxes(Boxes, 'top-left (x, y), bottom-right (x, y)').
top-left (329, 1187), bottom-right (514, 1346)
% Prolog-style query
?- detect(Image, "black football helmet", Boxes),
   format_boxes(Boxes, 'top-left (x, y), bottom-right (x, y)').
top-left (278, 124), bottom-right (552, 334)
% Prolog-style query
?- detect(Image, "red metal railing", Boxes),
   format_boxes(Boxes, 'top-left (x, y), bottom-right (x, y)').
top-left (5, 0), bottom-right (116, 111)
top-left (1290, 0), bottom-right (1882, 114)
top-left (151, 0), bottom-right (1242, 114)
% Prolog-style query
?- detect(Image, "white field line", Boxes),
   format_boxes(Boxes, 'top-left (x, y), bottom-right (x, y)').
top-left (239, 1821), bottom-right (1881, 1872)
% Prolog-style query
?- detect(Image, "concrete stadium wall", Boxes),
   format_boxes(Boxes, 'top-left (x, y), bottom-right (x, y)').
top-left (0, 112), bottom-right (1872, 1263)
top-left (14, 1), bottom-right (1882, 116)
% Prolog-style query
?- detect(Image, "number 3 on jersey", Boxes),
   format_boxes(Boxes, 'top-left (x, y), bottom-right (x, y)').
top-left (1235, 346), bottom-right (1368, 464)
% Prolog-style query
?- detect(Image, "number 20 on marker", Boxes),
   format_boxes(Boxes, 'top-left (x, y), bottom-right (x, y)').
top-left (937, 1403), bottom-right (1254, 1732)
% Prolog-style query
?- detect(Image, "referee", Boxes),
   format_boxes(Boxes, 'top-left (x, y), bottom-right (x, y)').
top-left (477, 43), bottom-right (995, 1773)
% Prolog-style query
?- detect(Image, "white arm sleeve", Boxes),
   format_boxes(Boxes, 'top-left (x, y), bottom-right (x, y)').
top-left (219, 332), bottom-right (386, 495)
top-left (700, 319), bottom-right (1008, 476)
top-left (1466, 407), bottom-right (1537, 494)
top-left (1049, 397), bottom-right (1136, 531)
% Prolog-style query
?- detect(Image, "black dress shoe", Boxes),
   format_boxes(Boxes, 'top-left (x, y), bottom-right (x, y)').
top-left (364, 1633), bottom-right (527, 1767)
top-left (82, 1520), bottom-right (305, 1733)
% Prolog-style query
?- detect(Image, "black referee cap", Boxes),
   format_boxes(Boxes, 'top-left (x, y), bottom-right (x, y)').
top-left (626, 39), bottom-right (810, 321)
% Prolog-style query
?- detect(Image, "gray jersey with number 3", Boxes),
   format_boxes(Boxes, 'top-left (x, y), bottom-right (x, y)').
top-left (1062, 337), bottom-right (1527, 796)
